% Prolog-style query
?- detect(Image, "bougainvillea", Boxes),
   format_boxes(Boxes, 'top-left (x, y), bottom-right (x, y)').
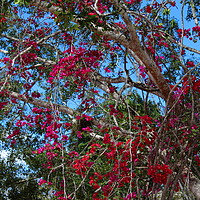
top-left (147, 164), bottom-right (173, 184)
top-left (0, 0), bottom-right (199, 199)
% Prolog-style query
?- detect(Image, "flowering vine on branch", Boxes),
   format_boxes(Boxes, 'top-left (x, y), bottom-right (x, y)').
top-left (0, 0), bottom-right (199, 199)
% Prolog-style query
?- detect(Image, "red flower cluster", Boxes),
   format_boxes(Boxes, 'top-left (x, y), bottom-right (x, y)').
top-left (186, 61), bottom-right (195, 68)
top-left (195, 155), bottom-right (200, 166)
top-left (0, 13), bottom-right (6, 23)
top-left (146, 5), bottom-right (152, 13)
top-left (0, 101), bottom-right (8, 109)
top-left (7, 129), bottom-right (21, 139)
top-left (177, 28), bottom-right (191, 38)
top-left (20, 52), bottom-right (37, 65)
top-left (148, 164), bottom-right (172, 184)
top-left (192, 26), bottom-right (200, 36)
top-left (73, 154), bottom-right (94, 176)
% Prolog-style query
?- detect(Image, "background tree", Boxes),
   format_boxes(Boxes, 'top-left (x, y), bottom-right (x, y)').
top-left (0, 0), bottom-right (199, 199)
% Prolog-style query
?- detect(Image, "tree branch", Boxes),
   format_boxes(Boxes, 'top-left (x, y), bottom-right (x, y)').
top-left (28, 0), bottom-right (172, 103)
top-left (0, 49), bottom-right (8, 54)
top-left (30, 0), bottom-right (62, 13)
top-left (119, 9), bottom-right (171, 102)
top-left (9, 91), bottom-right (77, 116)
top-left (9, 91), bottom-right (133, 136)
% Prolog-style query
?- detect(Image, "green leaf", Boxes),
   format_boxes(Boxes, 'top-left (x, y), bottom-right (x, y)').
top-left (47, 3), bottom-right (53, 8)
top-left (162, 8), bottom-right (170, 15)
top-left (170, 19), bottom-right (176, 28)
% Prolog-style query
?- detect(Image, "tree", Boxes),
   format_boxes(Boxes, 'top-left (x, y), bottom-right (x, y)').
top-left (0, 0), bottom-right (199, 199)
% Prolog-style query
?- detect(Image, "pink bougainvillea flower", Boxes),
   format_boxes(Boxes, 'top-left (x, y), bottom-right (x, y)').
top-left (38, 179), bottom-right (47, 185)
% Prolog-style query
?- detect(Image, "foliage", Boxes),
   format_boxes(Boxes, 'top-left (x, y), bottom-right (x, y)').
top-left (0, 0), bottom-right (200, 199)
